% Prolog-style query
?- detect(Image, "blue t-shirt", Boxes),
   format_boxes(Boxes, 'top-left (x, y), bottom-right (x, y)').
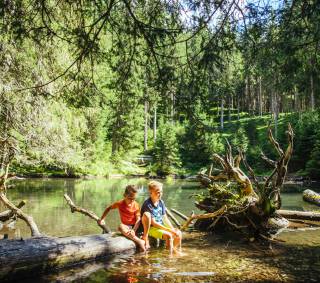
top-left (141, 198), bottom-right (166, 224)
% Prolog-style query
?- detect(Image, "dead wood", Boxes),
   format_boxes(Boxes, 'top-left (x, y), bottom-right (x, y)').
top-left (64, 194), bottom-right (111, 233)
top-left (181, 205), bottom-right (227, 230)
top-left (277, 209), bottom-right (320, 221)
top-left (302, 189), bottom-right (320, 207)
top-left (0, 234), bottom-right (135, 281)
top-left (194, 124), bottom-right (295, 237)
top-left (170, 208), bottom-right (189, 220)
top-left (0, 191), bottom-right (41, 237)
top-left (166, 209), bottom-right (181, 228)
top-left (0, 200), bottom-right (26, 222)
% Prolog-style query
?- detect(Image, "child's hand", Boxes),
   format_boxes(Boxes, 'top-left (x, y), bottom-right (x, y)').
top-left (171, 228), bottom-right (181, 238)
top-left (126, 229), bottom-right (135, 237)
top-left (97, 219), bottom-right (105, 225)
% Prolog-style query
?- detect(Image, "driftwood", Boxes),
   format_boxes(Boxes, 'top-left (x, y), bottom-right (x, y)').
top-left (277, 209), bottom-right (320, 221)
top-left (170, 208), bottom-right (189, 220)
top-left (302, 189), bottom-right (320, 207)
top-left (0, 200), bottom-right (26, 222)
top-left (166, 208), bottom-right (181, 228)
top-left (0, 191), bottom-right (41, 237)
top-left (64, 194), bottom-right (111, 233)
top-left (0, 234), bottom-right (135, 281)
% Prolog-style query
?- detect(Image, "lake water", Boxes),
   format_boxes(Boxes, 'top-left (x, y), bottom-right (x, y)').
top-left (4, 178), bottom-right (320, 282)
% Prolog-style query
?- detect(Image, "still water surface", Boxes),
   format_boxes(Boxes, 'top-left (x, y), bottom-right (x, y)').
top-left (5, 178), bottom-right (320, 282)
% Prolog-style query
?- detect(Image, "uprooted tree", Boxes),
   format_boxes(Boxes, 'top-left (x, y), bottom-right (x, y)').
top-left (181, 124), bottom-right (295, 239)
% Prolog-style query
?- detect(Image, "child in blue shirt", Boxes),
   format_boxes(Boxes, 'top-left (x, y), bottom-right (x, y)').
top-left (141, 181), bottom-right (182, 253)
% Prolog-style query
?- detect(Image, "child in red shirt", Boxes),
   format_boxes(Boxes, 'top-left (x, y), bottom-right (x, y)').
top-left (98, 185), bottom-right (145, 251)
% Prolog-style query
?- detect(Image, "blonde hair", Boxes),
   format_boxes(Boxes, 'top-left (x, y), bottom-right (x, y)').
top-left (148, 181), bottom-right (163, 191)
top-left (124, 185), bottom-right (138, 196)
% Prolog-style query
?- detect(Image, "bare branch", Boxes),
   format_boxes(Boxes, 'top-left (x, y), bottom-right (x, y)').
top-left (181, 205), bottom-right (227, 230)
top-left (64, 194), bottom-right (111, 233)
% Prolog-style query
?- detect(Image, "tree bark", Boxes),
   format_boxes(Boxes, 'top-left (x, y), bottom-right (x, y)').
top-left (153, 104), bottom-right (157, 143)
top-left (302, 189), bottom-right (320, 207)
top-left (277, 209), bottom-right (320, 221)
top-left (64, 194), bottom-right (111, 233)
top-left (0, 234), bottom-right (135, 281)
top-left (0, 192), bottom-right (41, 237)
top-left (220, 98), bottom-right (224, 130)
top-left (144, 100), bottom-right (148, 151)
top-left (310, 74), bottom-right (315, 111)
top-left (0, 200), bottom-right (26, 222)
top-left (259, 76), bottom-right (262, 116)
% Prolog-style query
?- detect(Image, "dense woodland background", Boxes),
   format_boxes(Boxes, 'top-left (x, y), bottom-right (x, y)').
top-left (0, 0), bottom-right (320, 178)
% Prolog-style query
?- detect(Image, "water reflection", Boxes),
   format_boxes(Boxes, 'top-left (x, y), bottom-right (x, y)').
top-left (4, 178), bottom-right (320, 282)
top-left (6, 178), bottom-right (202, 238)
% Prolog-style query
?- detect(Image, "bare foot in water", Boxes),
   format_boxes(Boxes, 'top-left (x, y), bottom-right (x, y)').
top-left (143, 236), bottom-right (150, 250)
top-left (137, 239), bottom-right (146, 252)
top-left (173, 248), bottom-right (186, 256)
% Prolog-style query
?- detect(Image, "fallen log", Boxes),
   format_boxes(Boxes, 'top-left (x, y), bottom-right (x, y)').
top-left (302, 189), bottom-right (320, 207)
top-left (277, 209), bottom-right (320, 221)
top-left (0, 234), bottom-right (136, 281)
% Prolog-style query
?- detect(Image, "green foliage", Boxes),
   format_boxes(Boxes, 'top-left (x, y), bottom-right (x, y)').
top-left (306, 131), bottom-right (320, 179)
top-left (152, 118), bottom-right (181, 175)
top-left (230, 126), bottom-right (249, 152)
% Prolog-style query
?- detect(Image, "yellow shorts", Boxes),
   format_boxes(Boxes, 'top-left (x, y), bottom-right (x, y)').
top-left (149, 225), bottom-right (170, 239)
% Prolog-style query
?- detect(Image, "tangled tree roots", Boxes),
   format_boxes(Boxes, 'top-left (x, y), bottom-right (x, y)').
top-left (184, 124), bottom-right (294, 240)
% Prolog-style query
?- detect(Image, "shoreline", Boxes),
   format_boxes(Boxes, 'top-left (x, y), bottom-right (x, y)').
top-left (10, 173), bottom-right (320, 186)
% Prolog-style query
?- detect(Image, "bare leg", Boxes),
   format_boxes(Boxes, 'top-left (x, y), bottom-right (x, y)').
top-left (119, 224), bottom-right (146, 252)
top-left (142, 212), bottom-right (151, 249)
top-left (162, 232), bottom-right (174, 254)
top-left (173, 230), bottom-right (182, 251)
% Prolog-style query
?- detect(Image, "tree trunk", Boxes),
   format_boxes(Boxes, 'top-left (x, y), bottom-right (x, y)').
top-left (237, 94), bottom-right (240, 120)
top-left (228, 95), bottom-right (231, 123)
top-left (294, 86), bottom-right (299, 112)
top-left (0, 234), bottom-right (135, 281)
top-left (259, 76), bottom-right (262, 117)
top-left (170, 91), bottom-right (174, 124)
top-left (220, 98), bottom-right (224, 130)
top-left (310, 74), bottom-right (315, 111)
top-left (245, 76), bottom-right (249, 114)
top-left (144, 100), bottom-right (148, 151)
top-left (153, 105), bottom-right (157, 143)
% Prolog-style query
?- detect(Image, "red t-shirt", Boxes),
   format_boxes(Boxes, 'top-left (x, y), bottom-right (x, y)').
top-left (111, 200), bottom-right (140, 225)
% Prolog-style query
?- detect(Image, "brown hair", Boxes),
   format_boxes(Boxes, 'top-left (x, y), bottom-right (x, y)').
top-left (148, 181), bottom-right (163, 191)
top-left (124, 185), bottom-right (138, 196)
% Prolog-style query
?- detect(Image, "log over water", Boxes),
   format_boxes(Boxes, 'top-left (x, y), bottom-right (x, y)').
top-left (0, 234), bottom-right (135, 281)
top-left (302, 189), bottom-right (320, 207)
top-left (277, 209), bottom-right (320, 221)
